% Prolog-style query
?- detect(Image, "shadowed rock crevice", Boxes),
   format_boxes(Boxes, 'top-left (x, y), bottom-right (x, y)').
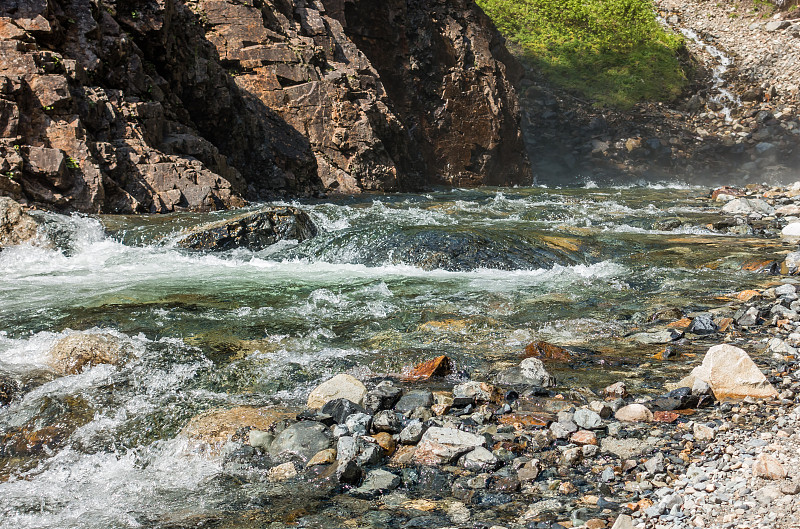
top-left (327, 0), bottom-right (530, 187)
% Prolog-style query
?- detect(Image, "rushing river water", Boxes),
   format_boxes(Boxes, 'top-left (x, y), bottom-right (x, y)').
top-left (0, 185), bottom-right (791, 528)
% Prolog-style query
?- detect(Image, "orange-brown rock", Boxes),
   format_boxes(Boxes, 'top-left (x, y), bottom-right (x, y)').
top-left (736, 290), bottom-right (761, 302)
top-left (498, 412), bottom-right (549, 429)
top-left (741, 259), bottom-right (778, 272)
top-left (667, 318), bottom-right (692, 329)
top-left (585, 519), bottom-right (607, 529)
top-left (653, 411), bottom-right (680, 423)
top-left (523, 341), bottom-right (572, 362)
top-left (403, 355), bottom-right (451, 381)
top-left (372, 432), bottom-right (396, 456)
top-left (570, 430), bottom-right (598, 446)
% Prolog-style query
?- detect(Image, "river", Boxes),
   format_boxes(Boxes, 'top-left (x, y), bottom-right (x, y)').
top-left (0, 185), bottom-right (790, 528)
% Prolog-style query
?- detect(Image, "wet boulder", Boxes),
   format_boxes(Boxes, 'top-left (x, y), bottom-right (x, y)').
top-left (176, 207), bottom-right (317, 251)
top-left (47, 332), bottom-right (128, 375)
top-left (0, 375), bottom-right (18, 406)
top-left (181, 406), bottom-right (296, 450)
top-left (269, 421), bottom-right (331, 462)
top-left (0, 197), bottom-right (38, 248)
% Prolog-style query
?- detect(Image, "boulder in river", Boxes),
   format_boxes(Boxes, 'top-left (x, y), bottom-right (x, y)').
top-left (0, 197), bottom-right (38, 248)
top-left (307, 374), bottom-right (367, 409)
top-left (48, 332), bottom-right (128, 375)
top-left (181, 406), bottom-right (296, 450)
top-left (176, 207), bottom-right (317, 251)
top-left (678, 344), bottom-right (777, 400)
top-left (268, 421), bottom-right (331, 462)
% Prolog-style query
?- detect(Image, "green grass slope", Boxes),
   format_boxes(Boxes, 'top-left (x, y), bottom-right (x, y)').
top-left (476, 0), bottom-right (690, 108)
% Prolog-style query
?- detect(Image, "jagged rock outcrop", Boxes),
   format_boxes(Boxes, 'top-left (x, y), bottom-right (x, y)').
top-left (0, 0), bottom-right (529, 213)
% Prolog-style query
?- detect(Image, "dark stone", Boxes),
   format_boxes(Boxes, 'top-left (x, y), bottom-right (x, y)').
top-left (268, 421), bottom-right (330, 461)
top-left (688, 314), bottom-right (717, 335)
top-left (372, 409), bottom-right (402, 434)
top-left (295, 410), bottom-right (336, 427)
top-left (321, 398), bottom-right (369, 425)
top-left (363, 380), bottom-right (403, 413)
top-left (473, 492), bottom-right (513, 506)
top-left (0, 375), bottom-right (18, 406)
top-left (177, 208), bottom-right (317, 251)
top-left (394, 390), bottom-right (434, 415)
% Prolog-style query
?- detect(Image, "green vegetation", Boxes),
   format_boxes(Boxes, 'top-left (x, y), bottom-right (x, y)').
top-left (66, 156), bottom-right (80, 170)
top-left (476, 0), bottom-right (689, 107)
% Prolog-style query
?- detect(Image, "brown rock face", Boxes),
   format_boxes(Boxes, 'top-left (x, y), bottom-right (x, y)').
top-left (0, 0), bottom-right (528, 212)
top-left (324, 0), bottom-right (530, 187)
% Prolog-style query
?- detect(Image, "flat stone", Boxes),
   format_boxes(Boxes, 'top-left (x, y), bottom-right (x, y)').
top-left (394, 389), bottom-right (434, 414)
top-left (182, 406), bottom-right (295, 450)
top-left (307, 374), bottom-right (367, 409)
top-left (414, 427), bottom-right (485, 465)
top-left (614, 404), bottom-right (653, 422)
top-left (633, 329), bottom-right (683, 344)
top-left (721, 198), bottom-right (775, 215)
top-left (460, 446), bottom-right (499, 471)
top-left (350, 469), bottom-right (401, 497)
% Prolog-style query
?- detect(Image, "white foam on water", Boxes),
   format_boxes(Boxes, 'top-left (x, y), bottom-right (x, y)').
top-left (0, 439), bottom-right (222, 529)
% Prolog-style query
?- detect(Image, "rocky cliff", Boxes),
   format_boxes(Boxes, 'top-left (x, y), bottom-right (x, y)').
top-left (0, 0), bottom-right (530, 213)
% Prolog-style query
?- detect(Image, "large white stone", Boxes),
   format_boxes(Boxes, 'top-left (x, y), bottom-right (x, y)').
top-left (782, 222), bottom-right (800, 239)
top-left (614, 403), bottom-right (653, 422)
top-left (307, 373), bottom-right (367, 409)
top-left (678, 344), bottom-right (777, 400)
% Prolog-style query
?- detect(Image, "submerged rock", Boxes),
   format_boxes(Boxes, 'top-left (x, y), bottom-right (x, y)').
top-left (307, 374), bottom-right (367, 409)
top-left (0, 197), bottom-right (38, 248)
top-left (47, 332), bottom-right (127, 375)
top-left (176, 207), bottom-right (317, 251)
top-left (350, 469), bottom-right (401, 497)
top-left (181, 406), bottom-right (296, 449)
top-left (269, 421), bottom-right (330, 461)
top-left (678, 344), bottom-right (777, 400)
